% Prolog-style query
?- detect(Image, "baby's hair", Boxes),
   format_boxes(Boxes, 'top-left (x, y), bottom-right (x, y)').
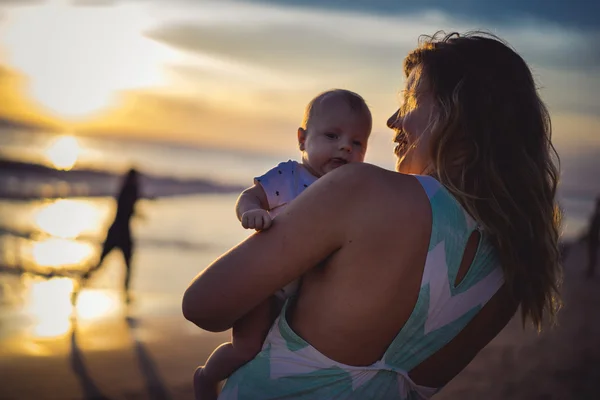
top-left (301, 89), bottom-right (372, 130)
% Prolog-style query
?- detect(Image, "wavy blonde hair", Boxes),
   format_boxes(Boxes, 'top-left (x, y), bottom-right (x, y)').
top-left (404, 32), bottom-right (563, 331)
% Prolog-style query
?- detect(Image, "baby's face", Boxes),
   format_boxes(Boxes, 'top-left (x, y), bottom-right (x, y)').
top-left (299, 100), bottom-right (371, 178)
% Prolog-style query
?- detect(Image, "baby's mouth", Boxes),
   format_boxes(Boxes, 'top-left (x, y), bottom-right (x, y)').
top-left (330, 158), bottom-right (348, 164)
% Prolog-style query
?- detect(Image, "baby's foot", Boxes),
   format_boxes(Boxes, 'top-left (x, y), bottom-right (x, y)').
top-left (193, 367), bottom-right (219, 400)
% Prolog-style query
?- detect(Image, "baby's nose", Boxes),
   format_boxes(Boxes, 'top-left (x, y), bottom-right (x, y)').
top-left (340, 141), bottom-right (352, 152)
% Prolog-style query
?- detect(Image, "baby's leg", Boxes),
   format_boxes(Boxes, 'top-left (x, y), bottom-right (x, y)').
top-left (193, 297), bottom-right (278, 400)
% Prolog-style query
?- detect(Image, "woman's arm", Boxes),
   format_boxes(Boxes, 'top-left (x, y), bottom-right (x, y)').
top-left (182, 163), bottom-right (371, 332)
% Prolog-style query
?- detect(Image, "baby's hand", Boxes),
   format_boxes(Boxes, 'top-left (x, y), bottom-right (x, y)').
top-left (241, 209), bottom-right (273, 231)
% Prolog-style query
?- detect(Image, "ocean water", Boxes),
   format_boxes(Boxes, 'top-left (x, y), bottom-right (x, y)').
top-left (0, 128), bottom-right (596, 345)
top-left (0, 129), bottom-right (277, 344)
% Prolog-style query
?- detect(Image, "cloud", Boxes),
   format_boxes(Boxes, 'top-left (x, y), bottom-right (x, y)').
top-left (234, 0), bottom-right (600, 30)
top-left (0, 65), bottom-right (62, 126)
top-left (78, 90), bottom-right (302, 154)
top-left (536, 68), bottom-right (600, 116)
top-left (70, 0), bottom-right (150, 6)
top-left (70, 0), bottom-right (118, 6)
top-left (0, 0), bottom-right (44, 5)
top-left (143, 1), bottom-right (600, 131)
top-left (147, 1), bottom-right (600, 76)
top-left (499, 21), bottom-right (600, 71)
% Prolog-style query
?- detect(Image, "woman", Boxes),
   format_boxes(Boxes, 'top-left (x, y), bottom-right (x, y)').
top-left (182, 32), bottom-right (562, 399)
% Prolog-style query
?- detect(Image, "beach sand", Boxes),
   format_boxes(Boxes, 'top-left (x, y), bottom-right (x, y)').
top-left (0, 241), bottom-right (598, 400)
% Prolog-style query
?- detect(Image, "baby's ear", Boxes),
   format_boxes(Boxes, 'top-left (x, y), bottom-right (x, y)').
top-left (297, 127), bottom-right (307, 151)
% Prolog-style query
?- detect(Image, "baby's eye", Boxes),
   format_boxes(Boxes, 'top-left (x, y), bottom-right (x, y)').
top-left (353, 141), bottom-right (363, 147)
top-left (325, 133), bottom-right (338, 139)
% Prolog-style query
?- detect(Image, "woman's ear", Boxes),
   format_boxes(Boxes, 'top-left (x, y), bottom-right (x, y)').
top-left (298, 127), bottom-right (307, 151)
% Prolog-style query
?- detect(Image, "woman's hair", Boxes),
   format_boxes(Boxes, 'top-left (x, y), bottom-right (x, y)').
top-left (404, 31), bottom-right (563, 331)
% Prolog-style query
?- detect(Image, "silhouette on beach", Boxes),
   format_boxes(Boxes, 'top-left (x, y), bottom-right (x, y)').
top-left (81, 168), bottom-right (141, 302)
top-left (586, 197), bottom-right (600, 277)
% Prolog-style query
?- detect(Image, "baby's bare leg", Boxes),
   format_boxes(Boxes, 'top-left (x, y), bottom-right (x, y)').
top-left (194, 297), bottom-right (278, 400)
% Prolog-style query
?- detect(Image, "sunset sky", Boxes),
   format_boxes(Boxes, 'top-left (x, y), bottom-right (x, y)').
top-left (0, 0), bottom-right (598, 183)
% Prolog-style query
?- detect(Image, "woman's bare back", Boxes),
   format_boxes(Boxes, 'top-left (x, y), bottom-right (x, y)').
top-left (289, 166), bottom-right (517, 387)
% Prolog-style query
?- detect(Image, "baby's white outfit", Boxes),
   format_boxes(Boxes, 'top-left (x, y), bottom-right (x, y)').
top-left (254, 160), bottom-right (318, 299)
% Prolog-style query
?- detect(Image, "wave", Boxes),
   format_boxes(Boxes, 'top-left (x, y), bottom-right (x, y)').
top-left (0, 158), bottom-right (245, 200)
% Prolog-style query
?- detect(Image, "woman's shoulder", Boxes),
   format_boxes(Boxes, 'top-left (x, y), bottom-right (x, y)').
top-left (321, 164), bottom-right (432, 202)
top-left (311, 164), bottom-right (433, 226)
top-left (317, 163), bottom-right (424, 194)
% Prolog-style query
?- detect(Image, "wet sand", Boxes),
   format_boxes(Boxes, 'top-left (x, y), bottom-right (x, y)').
top-left (0, 241), bottom-right (598, 399)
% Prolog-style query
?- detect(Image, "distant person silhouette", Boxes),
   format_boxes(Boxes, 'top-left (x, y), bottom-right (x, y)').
top-left (81, 168), bottom-right (141, 302)
top-left (586, 197), bottom-right (600, 277)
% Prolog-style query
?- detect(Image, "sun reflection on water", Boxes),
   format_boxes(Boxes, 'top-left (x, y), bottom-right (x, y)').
top-left (13, 196), bottom-right (122, 341)
top-left (34, 199), bottom-right (105, 239)
top-left (76, 289), bottom-right (122, 321)
top-left (25, 278), bottom-right (122, 340)
top-left (30, 238), bottom-right (95, 268)
top-left (26, 278), bottom-right (73, 338)
top-left (26, 198), bottom-right (107, 269)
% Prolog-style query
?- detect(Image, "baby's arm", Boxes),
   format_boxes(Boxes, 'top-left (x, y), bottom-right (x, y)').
top-left (235, 184), bottom-right (272, 230)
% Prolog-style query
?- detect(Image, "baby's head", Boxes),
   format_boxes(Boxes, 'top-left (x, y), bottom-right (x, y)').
top-left (298, 89), bottom-right (372, 177)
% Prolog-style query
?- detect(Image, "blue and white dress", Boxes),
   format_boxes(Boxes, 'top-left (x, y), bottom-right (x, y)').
top-left (219, 175), bottom-right (505, 399)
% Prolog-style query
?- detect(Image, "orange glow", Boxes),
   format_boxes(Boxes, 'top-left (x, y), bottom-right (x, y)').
top-left (1, 2), bottom-right (180, 119)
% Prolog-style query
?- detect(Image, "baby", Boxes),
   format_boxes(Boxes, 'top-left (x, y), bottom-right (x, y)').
top-left (193, 89), bottom-right (373, 400)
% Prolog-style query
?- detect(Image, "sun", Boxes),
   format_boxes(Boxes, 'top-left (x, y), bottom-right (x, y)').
top-left (0, 1), bottom-right (181, 119)
top-left (45, 135), bottom-right (81, 170)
